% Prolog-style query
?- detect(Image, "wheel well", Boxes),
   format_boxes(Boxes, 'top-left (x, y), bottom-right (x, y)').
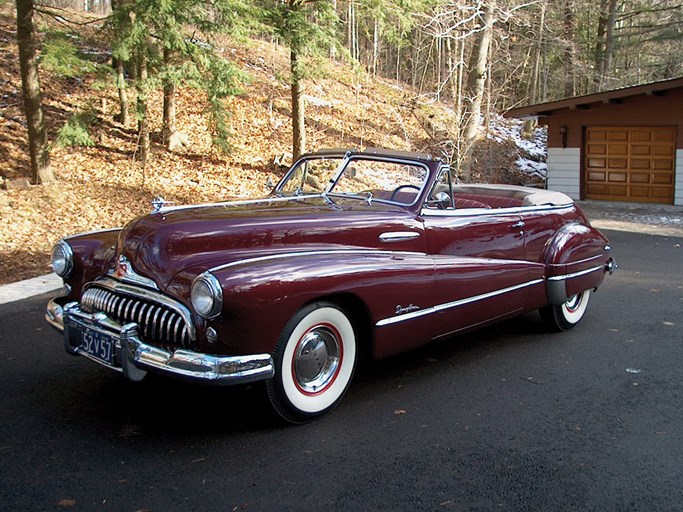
top-left (306, 293), bottom-right (374, 365)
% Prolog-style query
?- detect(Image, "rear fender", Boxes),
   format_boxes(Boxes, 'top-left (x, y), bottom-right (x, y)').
top-left (542, 223), bottom-right (611, 305)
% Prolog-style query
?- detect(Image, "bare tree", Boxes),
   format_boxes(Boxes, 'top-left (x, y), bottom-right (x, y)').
top-left (162, 47), bottom-right (177, 145)
top-left (594, 0), bottom-right (619, 89)
top-left (136, 47), bottom-right (150, 166)
top-left (291, 45), bottom-right (306, 159)
top-left (462, 0), bottom-right (496, 173)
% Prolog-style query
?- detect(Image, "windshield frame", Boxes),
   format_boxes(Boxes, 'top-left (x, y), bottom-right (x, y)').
top-left (275, 152), bottom-right (433, 208)
top-left (327, 155), bottom-right (431, 207)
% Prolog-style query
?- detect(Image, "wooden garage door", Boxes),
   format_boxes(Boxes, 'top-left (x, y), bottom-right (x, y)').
top-left (585, 127), bottom-right (676, 203)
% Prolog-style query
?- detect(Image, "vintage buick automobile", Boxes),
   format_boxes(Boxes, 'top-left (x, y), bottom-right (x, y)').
top-left (46, 148), bottom-right (616, 422)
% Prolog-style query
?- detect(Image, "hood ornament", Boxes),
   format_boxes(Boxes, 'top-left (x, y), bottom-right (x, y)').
top-left (108, 255), bottom-right (159, 290)
top-left (151, 196), bottom-right (173, 212)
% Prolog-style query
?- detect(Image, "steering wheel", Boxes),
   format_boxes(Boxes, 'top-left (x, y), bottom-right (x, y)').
top-left (390, 184), bottom-right (420, 202)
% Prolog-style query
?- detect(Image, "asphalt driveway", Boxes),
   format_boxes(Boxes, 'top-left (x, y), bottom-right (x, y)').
top-left (0, 227), bottom-right (681, 511)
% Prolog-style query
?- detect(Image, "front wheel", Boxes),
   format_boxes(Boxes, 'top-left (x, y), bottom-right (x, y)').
top-left (540, 289), bottom-right (591, 331)
top-left (266, 302), bottom-right (357, 423)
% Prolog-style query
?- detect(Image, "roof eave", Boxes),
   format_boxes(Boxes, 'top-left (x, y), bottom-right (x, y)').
top-left (504, 76), bottom-right (683, 119)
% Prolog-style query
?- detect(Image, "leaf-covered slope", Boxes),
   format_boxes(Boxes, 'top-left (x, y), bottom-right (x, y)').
top-left (0, 4), bottom-right (543, 284)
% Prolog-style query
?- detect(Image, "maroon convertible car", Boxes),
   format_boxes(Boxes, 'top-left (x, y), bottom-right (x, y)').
top-left (46, 148), bottom-right (616, 422)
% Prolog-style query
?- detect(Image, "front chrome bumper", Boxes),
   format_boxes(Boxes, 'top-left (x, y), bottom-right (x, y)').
top-left (46, 299), bottom-right (274, 385)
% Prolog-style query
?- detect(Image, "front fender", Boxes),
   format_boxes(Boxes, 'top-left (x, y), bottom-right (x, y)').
top-left (542, 223), bottom-right (611, 304)
top-left (205, 250), bottom-right (436, 357)
top-left (59, 229), bottom-right (121, 302)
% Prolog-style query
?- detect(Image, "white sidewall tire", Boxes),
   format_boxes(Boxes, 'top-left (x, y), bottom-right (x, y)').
top-left (541, 289), bottom-right (592, 331)
top-left (560, 289), bottom-right (591, 325)
top-left (274, 305), bottom-right (357, 418)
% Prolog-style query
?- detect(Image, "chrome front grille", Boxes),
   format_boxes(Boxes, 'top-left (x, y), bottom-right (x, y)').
top-left (81, 285), bottom-right (193, 349)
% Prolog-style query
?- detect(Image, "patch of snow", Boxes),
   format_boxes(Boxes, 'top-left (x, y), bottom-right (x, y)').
top-left (515, 157), bottom-right (547, 179)
top-left (487, 114), bottom-right (548, 180)
top-left (302, 95), bottom-right (339, 108)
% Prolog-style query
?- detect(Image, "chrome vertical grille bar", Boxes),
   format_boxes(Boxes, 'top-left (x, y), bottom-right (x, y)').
top-left (80, 284), bottom-right (195, 349)
top-left (159, 310), bottom-right (170, 341)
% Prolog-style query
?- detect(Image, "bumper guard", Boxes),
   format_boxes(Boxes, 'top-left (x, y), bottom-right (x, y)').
top-left (46, 299), bottom-right (274, 385)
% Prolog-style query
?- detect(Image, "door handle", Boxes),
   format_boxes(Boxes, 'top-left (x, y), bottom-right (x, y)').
top-left (379, 231), bottom-right (421, 242)
top-left (511, 221), bottom-right (525, 229)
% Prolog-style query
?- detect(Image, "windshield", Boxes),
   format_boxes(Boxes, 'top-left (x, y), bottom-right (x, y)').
top-left (329, 158), bottom-right (428, 205)
top-left (276, 155), bottom-right (430, 206)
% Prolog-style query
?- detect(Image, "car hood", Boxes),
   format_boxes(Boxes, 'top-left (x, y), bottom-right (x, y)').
top-left (116, 196), bottom-right (422, 290)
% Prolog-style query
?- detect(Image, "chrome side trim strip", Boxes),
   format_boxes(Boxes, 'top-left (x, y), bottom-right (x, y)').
top-left (209, 249), bottom-right (427, 273)
top-left (379, 231), bottom-right (421, 242)
top-left (376, 278), bottom-right (545, 327)
top-left (547, 265), bottom-right (603, 282)
top-left (421, 203), bottom-right (573, 217)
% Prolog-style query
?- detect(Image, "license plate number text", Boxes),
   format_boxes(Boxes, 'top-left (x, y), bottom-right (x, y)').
top-left (80, 329), bottom-right (116, 366)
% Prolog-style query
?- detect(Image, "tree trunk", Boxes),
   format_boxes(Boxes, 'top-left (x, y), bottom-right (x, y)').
top-left (111, 0), bottom-right (129, 126)
top-left (348, 0), bottom-right (358, 61)
top-left (563, 0), bottom-right (576, 98)
top-left (116, 59), bottom-right (129, 126)
top-left (463, 0), bottom-right (496, 145)
top-left (162, 47), bottom-right (177, 144)
top-left (16, 0), bottom-right (54, 184)
top-left (136, 49), bottom-right (150, 166)
top-left (436, 35), bottom-right (442, 101)
top-left (291, 49), bottom-right (305, 159)
top-left (446, 37), bottom-right (458, 103)
top-left (529, 0), bottom-right (547, 104)
top-left (593, 0), bottom-right (608, 86)
top-left (601, 0), bottom-right (619, 86)
top-left (372, 18), bottom-right (379, 75)
top-left (449, 35), bottom-right (466, 170)
top-left (395, 18), bottom-right (401, 82)
top-left (460, 0), bottom-right (496, 180)
top-left (329, 0), bottom-right (337, 60)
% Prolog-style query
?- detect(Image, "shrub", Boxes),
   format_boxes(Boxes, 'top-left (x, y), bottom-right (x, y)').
top-left (56, 112), bottom-right (95, 148)
top-left (41, 31), bottom-right (97, 78)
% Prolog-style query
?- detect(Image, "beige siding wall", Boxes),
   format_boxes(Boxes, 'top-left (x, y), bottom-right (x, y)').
top-left (547, 147), bottom-right (581, 199)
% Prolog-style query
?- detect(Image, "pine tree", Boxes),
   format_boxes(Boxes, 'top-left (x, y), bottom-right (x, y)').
top-left (107, 0), bottom-right (250, 159)
top-left (262, 0), bottom-right (339, 159)
top-left (16, 0), bottom-right (55, 184)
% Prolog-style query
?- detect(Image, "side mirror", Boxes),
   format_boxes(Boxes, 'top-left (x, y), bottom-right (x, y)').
top-left (435, 191), bottom-right (452, 209)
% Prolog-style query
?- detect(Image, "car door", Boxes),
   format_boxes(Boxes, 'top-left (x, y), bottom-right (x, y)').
top-left (421, 206), bottom-right (533, 340)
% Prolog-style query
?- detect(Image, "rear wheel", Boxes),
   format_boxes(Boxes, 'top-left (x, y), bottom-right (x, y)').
top-left (266, 302), bottom-right (357, 423)
top-left (541, 290), bottom-right (591, 331)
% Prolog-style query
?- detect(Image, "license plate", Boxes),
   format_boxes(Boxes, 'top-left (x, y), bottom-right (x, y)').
top-left (79, 327), bottom-right (117, 366)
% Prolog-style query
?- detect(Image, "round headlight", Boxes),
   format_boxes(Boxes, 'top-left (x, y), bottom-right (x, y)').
top-left (51, 240), bottom-right (73, 277)
top-left (191, 273), bottom-right (223, 318)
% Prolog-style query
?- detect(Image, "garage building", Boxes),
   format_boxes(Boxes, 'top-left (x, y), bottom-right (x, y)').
top-left (506, 77), bottom-right (683, 206)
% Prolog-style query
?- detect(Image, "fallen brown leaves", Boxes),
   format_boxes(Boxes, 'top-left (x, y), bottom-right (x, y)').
top-left (0, 4), bottom-right (523, 285)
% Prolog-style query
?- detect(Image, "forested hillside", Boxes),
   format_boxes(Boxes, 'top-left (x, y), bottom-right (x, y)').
top-left (1, 0), bottom-right (682, 284)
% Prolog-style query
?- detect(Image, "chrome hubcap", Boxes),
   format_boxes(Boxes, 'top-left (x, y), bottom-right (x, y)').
top-left (294, 326), bottom-right (340, 394)
top-left (565, 293), bottom-right (582, 313)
